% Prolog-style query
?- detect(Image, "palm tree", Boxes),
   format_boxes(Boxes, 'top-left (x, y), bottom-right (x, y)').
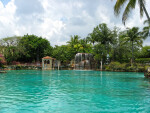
top-left (95, 23), bottom-right (115, 52)
top-left (92, 23), bottom-right (115, 64)
top-left (86, 32), bottom-right (97, 46)
top-left (142, 20), bottom-right (150, 37)
top-left (67, 35), bottom-right (80, 47)
top-left (78, 39), bottom-right (88, 53)
top-left (124, 27), bottom-right (145, 66)
top-left (114, 0), bottom-right (150, 25)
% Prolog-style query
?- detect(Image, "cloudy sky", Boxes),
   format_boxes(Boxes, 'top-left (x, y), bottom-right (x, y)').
top-left (0, 0), bottom-right (150, 46)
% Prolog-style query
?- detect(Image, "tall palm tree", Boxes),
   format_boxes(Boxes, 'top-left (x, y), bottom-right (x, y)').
top-left (92, 23), bottom-right (115, 64)
top-left (114, 0), bottom-right (150, 25)
top-left (95, 23), bottom-right (115, 52)
top-left (124, 27), bottom-right (145, 66)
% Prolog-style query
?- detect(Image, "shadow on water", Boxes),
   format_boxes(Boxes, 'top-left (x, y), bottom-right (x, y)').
top-left (143, 77), bottom-right (150, 82)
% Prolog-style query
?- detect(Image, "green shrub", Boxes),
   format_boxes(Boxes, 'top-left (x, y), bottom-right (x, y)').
top-left (135, 58), bottom-right (150, 63)
top-left (105, 62), bottom-right (146, 72)
top-left (126, 66), bottom-right (136, 72)
top-left (105, 62), bottom-right (123, 71)
top-left (137, 67), bottom-right (145, 72)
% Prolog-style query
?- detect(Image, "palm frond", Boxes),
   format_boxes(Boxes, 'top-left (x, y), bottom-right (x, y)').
top-left (114, 0), bottom-right (128, 16)
top-left (122, 0), bottom-right (136, 25)
top-left (138, 0), bottom-right (144, 18)
top-left (144, 20), bottom-right (149, 25)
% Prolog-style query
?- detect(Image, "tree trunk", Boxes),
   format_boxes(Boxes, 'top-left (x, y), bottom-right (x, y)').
top-left (93, 42), bottom-right (94, 46)
top-left (100, 59), bottom-right (102, 71)
top-left (36, 48), bottom-right (39, 62)
top-left (58, 61), bottom-right (60, 70)
top-left (141, 0), bottom-right (150, 24)
top-left (131, 41), bottom-right (134, 66)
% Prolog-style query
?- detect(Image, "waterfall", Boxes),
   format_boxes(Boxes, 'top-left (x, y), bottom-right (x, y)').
top-left (74, 53), bottom-right (95, 70)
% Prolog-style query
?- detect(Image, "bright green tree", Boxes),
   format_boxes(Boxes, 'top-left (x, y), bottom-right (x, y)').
top-left (67, 35), bottom-right (80, 47)
top-left (67, 35), bottom-right (92, 60)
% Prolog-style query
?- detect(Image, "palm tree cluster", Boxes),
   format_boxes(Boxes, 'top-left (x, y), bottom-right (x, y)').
top-left (87, 23), bottom-right (148, 66)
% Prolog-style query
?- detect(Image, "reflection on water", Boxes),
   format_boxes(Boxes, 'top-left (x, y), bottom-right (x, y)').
top-left (0, 70), bottom-right (150, 112)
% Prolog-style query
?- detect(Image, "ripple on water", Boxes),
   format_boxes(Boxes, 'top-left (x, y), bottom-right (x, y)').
top-left (0, 70), bottom-right (150, 112)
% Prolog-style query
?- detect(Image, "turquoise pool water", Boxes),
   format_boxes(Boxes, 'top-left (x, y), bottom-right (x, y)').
top-left (0, 70), bottom-right (150, 113)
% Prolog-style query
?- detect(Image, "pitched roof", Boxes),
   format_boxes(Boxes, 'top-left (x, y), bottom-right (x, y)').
top-left (42, 56), bottom-right (54, 59)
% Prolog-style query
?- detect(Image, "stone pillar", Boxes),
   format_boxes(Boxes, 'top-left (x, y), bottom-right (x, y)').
top-left (58, 61), bottom-right (60, 70)
top-left (42, 59), bottom-right (44, 70)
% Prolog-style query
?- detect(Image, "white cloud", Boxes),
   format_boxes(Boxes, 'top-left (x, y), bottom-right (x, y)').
top-left (0, 0), bottom-right (150, 46)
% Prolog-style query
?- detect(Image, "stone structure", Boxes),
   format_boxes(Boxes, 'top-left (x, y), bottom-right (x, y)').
top-left (42, 56), bottom-right (60, 70)
top-left (42, 56), bottom-right (55, 70)
top-left (144, 67), bottom-right (150, 78)
top-left (0, 54), bottom-right (6, 64)
top-left (74, 53), bottom-right (95, 70)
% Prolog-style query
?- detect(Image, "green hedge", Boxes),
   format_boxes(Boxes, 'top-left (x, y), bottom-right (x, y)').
top-left (135, 58), bottom-right (150, 63)
top-left (105, 62), bottom-right (147, 72)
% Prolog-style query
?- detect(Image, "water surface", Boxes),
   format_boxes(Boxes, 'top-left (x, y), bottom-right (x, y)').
top-left (0, 70), bottom-right (150, 113)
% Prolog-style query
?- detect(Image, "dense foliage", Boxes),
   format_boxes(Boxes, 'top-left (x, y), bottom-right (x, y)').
top-left (0, 23), bottom-right (149, 69)
top-left (0, 34), bottom-right (53, 64)
top-left (18, 34), bottom-right (53, 62)
top-left (0, 58), bottom-right (3, 67)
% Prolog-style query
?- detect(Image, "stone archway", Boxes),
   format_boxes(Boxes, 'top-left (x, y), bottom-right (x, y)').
top-left (42, 56), bottom-right (53, 70)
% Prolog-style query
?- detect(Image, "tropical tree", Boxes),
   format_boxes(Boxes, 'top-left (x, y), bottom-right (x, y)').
top-left (67, 35), bottom-right (80, 59)
top-left (18, 34), bottom-right (53, 62)
top-left (67, 35), bottom-right (92, 60)
top-left (52, 45), bottom-right (74, 68)
top-left (86, 32), bottom-right (97, 46)
top-left (0, 36), bottom-right (22, 63)
top-left (110, 27), bottom-right (122, 62)
top-left (78, 38), bottom-right (92, 53)
top-left (139, 46), bottom-right (150, 58)
top-left (67, 35), bottom-right (80, 47)
top-left (93, 23), bottom-right (115, 58)
top-left (114, 31), bottom-right (131, 63)
top-left (114, 0), bottom-right (150, 24)
top-left (93, 44), bottom-right (107, 70)
top-left (123, 27), bottom-right (145, 65)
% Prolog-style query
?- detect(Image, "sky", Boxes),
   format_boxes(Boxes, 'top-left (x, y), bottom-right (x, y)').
top-left (0, 0), bottom-right (150, 46)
